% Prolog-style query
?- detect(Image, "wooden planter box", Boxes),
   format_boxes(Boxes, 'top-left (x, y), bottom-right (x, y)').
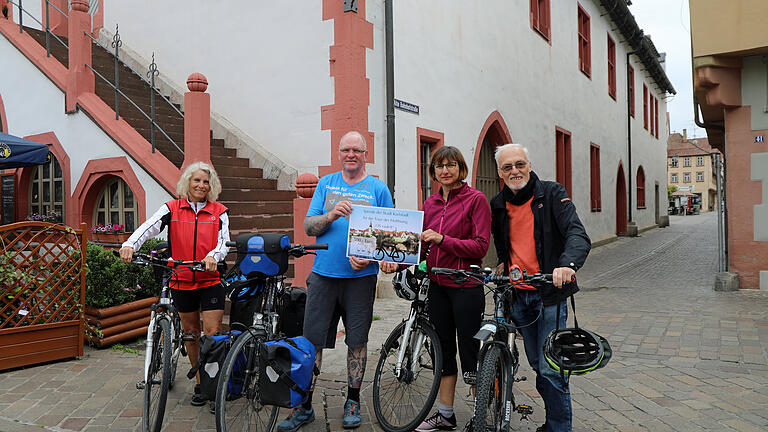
top-left (90, 232), bottom-right (132, 245)
top-left (85, 296), bottom-right (157, 347)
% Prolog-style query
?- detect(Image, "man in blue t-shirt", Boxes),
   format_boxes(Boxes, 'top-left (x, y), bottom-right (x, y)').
top-left (277, 131), bottom-right (397, 432)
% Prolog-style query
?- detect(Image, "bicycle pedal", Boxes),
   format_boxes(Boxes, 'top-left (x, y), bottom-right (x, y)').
top-left (136, 380), bottom-right (146, 390)
top-left (182, 333), bottom-right (197, 342)
top-left (516, 404), bottom-right (533, 419)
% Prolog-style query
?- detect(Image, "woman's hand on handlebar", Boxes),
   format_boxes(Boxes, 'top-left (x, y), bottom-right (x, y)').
top-left (202, 256), bottom-right (218, 272)
top-left (119, 246), bottom-right (135, 263)
top-left (552, 266), bottom-right (576, 289)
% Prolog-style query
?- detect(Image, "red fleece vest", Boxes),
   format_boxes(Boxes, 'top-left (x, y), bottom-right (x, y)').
top-left (167, 199), bottom-right (227, 289)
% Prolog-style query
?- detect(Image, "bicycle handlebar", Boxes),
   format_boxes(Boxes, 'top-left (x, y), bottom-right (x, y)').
top-left (112, 250), bottom-right (206, 272)
top-left (224, 241), bottom-right (328, 257)
top-left (431, 267), bottom-right (556, 286)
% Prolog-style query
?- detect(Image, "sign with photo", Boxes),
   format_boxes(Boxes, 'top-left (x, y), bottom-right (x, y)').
top-left (346, 205), bottom-right (424, 265)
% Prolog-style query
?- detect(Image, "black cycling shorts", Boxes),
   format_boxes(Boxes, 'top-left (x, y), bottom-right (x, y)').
top-left (171, 283), bottom-right (225, 313)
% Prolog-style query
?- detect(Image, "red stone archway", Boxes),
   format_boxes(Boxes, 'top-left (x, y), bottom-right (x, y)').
top-left (471, 110), bottom-right (512, 188)
top-left (15, 132), bottom-right (72, 225)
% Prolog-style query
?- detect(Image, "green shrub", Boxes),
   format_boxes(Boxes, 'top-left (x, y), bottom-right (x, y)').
top-left (85, 238), bottom-right (164, 308)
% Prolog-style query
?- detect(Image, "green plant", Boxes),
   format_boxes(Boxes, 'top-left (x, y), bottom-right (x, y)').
top-left (85, 238), bottom-right (164, 308)
top-left (111, 343), bottom-right (142, 355)
top-left (667, 185), bottom-right (678, 200)
top-left (2, 5), bottom-right (8, 18)
top-left (372, 315), bottom-right (382, 321)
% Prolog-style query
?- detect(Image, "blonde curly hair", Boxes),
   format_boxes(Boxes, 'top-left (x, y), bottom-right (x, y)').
top-left (176, 162), bottom-right (222, 202)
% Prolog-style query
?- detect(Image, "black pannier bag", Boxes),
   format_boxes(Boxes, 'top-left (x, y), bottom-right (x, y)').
top-left (187, 331), bottom-right (242, 401)
top-left (278, 286), bottom-right (307, 338)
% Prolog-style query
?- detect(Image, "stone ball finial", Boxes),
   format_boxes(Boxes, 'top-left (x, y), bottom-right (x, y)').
top-left (296, 173), bottom-right (320, 198)
top-left (71, 0), bottom-right (89, 12)
top-left (187, 73), bottom-right (208, 92)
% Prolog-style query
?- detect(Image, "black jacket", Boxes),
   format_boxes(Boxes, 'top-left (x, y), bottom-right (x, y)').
top-left (490, 176), bottom-right (591, 305)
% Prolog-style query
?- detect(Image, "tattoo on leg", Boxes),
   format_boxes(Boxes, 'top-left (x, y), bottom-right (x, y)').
top-left (347, 345), bottom-right (367, 389)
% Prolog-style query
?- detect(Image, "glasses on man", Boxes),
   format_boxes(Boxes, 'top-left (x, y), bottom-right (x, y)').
top-left (340, 148), bottom-right (366, 154)
top-left (500, 161), bottom-right (529, 173)
top-left (434, 162), bottom-right (459, 170)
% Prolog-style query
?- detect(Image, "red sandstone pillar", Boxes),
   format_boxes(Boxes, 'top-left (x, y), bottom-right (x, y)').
top-left (182, 73), bottom-right (212, 170)
top-left (65, 0), bottom-right (93, 112)
top-left (47, 0), bottom-right (69, 37)
top-left (293, 174), bottom-right (319, 287)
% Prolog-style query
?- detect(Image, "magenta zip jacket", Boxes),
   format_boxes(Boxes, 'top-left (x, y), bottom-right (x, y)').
top-left (421, 182), bottom-right (491, 288)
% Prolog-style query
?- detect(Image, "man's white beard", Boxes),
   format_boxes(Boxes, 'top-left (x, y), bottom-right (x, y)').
top-left (508, 180), bottom-right (528, 192)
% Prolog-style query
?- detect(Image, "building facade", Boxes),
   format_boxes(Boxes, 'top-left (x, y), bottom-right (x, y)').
top-left (690, 0), bottom-right (768, 290)
top-left (1, 1), bottom-right (674, 251)
top-left (667, 131), bottom-right (719, 212)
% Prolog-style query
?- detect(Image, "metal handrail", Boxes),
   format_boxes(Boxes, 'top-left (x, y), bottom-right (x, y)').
top-left (45, 0), bottom-right (67, 18)
top-left (85, 63), bottom-right (184, 157)
top-left (84, 31), bottom-right (184, 118)
top-left (6, 0), bottom-right (68, 57)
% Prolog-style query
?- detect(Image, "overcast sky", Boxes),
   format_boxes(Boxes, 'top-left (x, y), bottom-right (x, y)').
top-left (629, 0), bottom-right (705, 138)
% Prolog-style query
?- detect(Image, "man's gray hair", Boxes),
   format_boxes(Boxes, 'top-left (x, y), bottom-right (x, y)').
top-left (339, 131), bottom-right (367, 150)
top-left (176, 161), bottom-right (222, 202)
top-left (494, 143), bottom-right (530, 166)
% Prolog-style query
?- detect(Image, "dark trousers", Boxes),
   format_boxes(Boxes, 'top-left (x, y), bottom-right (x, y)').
top-left (427, 282), bottom-right (485, 376)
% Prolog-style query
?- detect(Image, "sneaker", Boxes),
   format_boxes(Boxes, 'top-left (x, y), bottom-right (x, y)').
top-left (190, 384), bottom-right (206, 407)
top-left (209, 401), bottom-right (216, 414)
top-left (342, 399), bottom-right (361, 429)
top-left (277, 407), bottom-right (315, 432)
top-left (416, 411), bottom-right (457, 431)
top-left (536, 424), bottom-right (547, 432)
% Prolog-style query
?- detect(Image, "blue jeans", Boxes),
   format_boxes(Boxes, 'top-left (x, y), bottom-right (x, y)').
top-left (509, 290), bottom-right (571, 432)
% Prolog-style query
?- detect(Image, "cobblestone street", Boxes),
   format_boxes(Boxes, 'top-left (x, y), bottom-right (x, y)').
top-left (1, 211), bottom-right (767, 431)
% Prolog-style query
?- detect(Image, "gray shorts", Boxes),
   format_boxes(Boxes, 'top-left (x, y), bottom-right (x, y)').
top-left (303, 272), bottom-right (377, 349)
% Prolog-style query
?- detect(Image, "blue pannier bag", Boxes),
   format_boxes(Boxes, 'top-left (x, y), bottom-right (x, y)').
top-left (259, 336), bottom-right (317, 408)
top-left (187, 331), bottom-right (243, 401)
top-left (233, 233), bottom-right (290, 278)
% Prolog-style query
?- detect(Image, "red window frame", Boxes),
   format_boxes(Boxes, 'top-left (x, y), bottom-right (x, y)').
top-left (416, 128), bottom-right (444, 210)
top-left (628, 65), bottom-right (635, 117)
top-left (654, 97), bottom-right (659, 139)
top-left (650, 94), bottom-right (655, 136)
top-left (590, 143), bottom-right (601, 212)
top-left (577, 4), bottom-right (591, 77)
top-left (643, 84), bottom-right (648, 130)
top-left (636, 166), bottom-right (646, 209)
top-left (530, 0), bottom-right (551, 41)
top-left (607, 34), bottom-right (616, 100)
top-left (555, 127), bottom-right (572, 197)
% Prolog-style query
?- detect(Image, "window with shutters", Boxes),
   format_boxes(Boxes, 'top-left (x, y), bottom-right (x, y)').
top-left (607, 34), bottom-right (616, 100)
top-left (590, 143), bottom-right (601, 212)
top-left (530, 0), bottom-right (550, 41)
top-left (555, 127), bottom-right (572, 197)
top-left (577, 4), bottom-right (591, 77)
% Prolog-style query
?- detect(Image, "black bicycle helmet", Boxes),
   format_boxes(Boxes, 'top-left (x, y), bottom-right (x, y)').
top-left (392, 269), bottom-right (418, 301)
top-left (543, 327), bottom-right (612, 375)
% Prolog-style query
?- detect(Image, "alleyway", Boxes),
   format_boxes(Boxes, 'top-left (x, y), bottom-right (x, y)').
top-left (1, 212), bottom-right (766, 431)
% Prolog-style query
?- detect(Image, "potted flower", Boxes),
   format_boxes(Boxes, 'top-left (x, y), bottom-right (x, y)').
top-left (84, 238), bottom-right (163, 347)
top-left (89, 223), bottom-right (131, 244)
top-left (2, 5), bottom-right (9, 19)
top-left (26, 211), bottom-right (60, 223)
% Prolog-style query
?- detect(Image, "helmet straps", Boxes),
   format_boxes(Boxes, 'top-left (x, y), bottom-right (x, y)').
top-left (555, 292), bottom-right (579, 388)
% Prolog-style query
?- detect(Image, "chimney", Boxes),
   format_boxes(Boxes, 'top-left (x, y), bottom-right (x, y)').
top-left (683, 129), bottom-right (687, 141)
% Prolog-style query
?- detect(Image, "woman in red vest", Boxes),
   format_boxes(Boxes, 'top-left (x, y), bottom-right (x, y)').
top-left (120, 161), bottom-right (230, 407)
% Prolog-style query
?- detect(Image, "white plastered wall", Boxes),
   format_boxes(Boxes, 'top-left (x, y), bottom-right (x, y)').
top-left (366, 0), bottom-right (669, 243)
top-left (102, 1), bottom-right (333, 177)
top-left (0, 35), bottom-right (172, 218)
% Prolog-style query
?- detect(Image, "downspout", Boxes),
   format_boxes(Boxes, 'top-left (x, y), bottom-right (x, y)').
top-left (627, 51), bottom-right (635, 223)
top-left (385, 0), bottom-right (395, 203)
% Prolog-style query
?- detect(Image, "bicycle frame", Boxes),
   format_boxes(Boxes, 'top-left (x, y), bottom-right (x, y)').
top-left (393, 276), bottom-right (430, 379)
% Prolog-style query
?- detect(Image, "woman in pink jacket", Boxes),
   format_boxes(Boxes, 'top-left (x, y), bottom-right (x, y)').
top-left (416, 146), bottom-right (491, 431)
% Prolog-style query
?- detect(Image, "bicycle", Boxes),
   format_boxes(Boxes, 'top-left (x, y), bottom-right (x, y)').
top-left (372, 265), bottom-right (442, 432)
top-left (432, 266), bottom-right (552, 432)
top-left (373, 245), bottom-right (405, 262)
top-left (121, 250), bottom-right (205, 432)
top-left (214, 235), bottom-right (327, 432)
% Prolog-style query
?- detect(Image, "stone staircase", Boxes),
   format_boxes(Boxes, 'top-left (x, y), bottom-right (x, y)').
top-left (24, 27), bottom-right (296, 245)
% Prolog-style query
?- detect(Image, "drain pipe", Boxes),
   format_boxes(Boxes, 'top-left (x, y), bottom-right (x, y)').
top-left (693, 96), bottom-right (727, 272)
top-left (627, 52), bottom-right (635, 225)
top-left (385, 0), bottom-right (395, 203)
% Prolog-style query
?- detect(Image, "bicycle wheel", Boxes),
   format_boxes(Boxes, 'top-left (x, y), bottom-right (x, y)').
top-left (143, 319), bottom-right (172, 432)
top-left (374, 248), bottom-right (385, 260)
top-left (473, 345), bottom-right (509, 432)
top-left (390, 250), bottom-right (405, 263)
top-left (215, 329), bottom-right (279, 432)
top-left (373, 318), bottom-right (442, 432)
top-left (168, 312), bottom-right (183, 390)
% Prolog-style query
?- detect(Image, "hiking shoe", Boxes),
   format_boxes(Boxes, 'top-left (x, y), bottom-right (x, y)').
top-left (342, 399), bottom-right (361, 429)
top-left (277, 407), bottom-right (315, 432)
top-left (416, 411), bottom-right (457, 431)
top-left (190, 384), bottom-right (206, 407)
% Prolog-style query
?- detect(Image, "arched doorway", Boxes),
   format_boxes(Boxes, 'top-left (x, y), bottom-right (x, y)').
top-left (616, 163), bottom-right (627, 236)
top-left (473, 111), bottom-right (512, 267)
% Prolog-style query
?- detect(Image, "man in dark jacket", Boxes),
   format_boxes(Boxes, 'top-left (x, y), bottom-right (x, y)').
top-left (490, 143), bottom-right (590, 432)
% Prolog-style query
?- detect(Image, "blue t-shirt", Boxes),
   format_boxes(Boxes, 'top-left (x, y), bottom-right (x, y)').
top-left (307, 172), bottom-right (394, 278)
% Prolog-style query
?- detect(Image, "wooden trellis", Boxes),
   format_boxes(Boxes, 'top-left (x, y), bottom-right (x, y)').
top-left (0, 222), bottom-right (87, 371)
